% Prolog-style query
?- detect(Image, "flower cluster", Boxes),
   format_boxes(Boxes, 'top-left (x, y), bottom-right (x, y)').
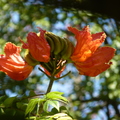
top-left (0, 26), bottom-right (116, 80)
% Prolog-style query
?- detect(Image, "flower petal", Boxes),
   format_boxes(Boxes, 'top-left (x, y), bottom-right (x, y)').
top-left (74, 47), bottom-right (116, 77)
top-left (68, 26), bottom-right (106, 62)
top-left (0, 43), bottom-right (33, 81)
top-left (21, 28), bottom-right (50, 62)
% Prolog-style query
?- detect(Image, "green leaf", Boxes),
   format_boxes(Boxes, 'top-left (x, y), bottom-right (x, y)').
top-left (43, 101), bottom-right (49, 112)
top-left (48, 100), bottom-right (60, 111)
top-left (25, 98), bottom-right (39, 115)
top-left (47, 91), bottom-right (64, 97)
top-left (50, 113), bottom-right (73, 120)
top-left (25, 97), bottom-right (46, 115)
top-left (46, 92), bottom-right (68, 103)
top-left (39, 98), bottom-right (46, 104)
top-left (3, 97), bottom-right (16, 107)
top-left (43, 100), bottom-right (60, 112)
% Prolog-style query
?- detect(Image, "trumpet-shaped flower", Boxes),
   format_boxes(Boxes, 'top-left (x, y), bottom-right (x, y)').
top-left (21, 28), bottom-right (50, 63)
top-left (68, 26), bottom-right (116, 77)
top-left (74, 47), bottom-right (115, 76)
top-left (0, 42), bottom-right (33, 81)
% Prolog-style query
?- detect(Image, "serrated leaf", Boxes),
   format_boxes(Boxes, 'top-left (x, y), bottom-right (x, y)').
top-left (48, 100), bottom-right (60, 111)
top-left (3, 97), bottom-right (16, 107)
top-left (43, 101), bottom-right (49, 112)
top-left (47, 92), bottom-right (64, 98)
top-left (46, 92), bottom-right (68, 103)
top-left (43, 100), bottom-right (60, 113)
top-left (39, 98), bottom-right (46, 104)
top-left (25, 98), bottom-right (39, 115)
top-left (54, 95), bottom-right (68, 103)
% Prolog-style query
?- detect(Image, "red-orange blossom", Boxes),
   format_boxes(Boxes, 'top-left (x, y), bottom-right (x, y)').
top-left (0, 43), bottom-right (33, 80)
top-left (68, 26), bottom-right (116, 77)
top-left (21, 28), bottom-right (50, 63)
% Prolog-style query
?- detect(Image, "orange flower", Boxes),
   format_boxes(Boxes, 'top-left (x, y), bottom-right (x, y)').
top-left (68, 26), bottom-right (106, 62)
top-left (21, 28), bottom-right (50, 62)
top-left (74, 47), bottom-right (115, 77)
top-left (0, 43), bottom-right (33, 81)
top-left (68, 26), bottom-right (116, 77)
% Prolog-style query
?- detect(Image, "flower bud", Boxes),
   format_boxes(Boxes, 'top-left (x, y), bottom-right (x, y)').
top-left (24, 50), bottom-right (39, 66)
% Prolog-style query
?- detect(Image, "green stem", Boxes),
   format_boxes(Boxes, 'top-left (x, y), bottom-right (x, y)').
top-left (46, 76), bottom-right (54, 94)
top-left (38, 67), bottom-right (50, 78)
top-left (54, 71), bottom-right (71, 80)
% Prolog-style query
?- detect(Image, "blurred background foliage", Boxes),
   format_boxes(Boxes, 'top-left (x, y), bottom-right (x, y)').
top-left (0, 0), bottom-right (120, 120)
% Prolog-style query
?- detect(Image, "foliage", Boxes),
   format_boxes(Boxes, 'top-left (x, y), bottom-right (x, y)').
top-left (0, 91), bottom-right (71, 120)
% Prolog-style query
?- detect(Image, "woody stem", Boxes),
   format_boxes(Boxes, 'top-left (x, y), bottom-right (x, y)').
top-left (46, 76), bottom-right (54, 94)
